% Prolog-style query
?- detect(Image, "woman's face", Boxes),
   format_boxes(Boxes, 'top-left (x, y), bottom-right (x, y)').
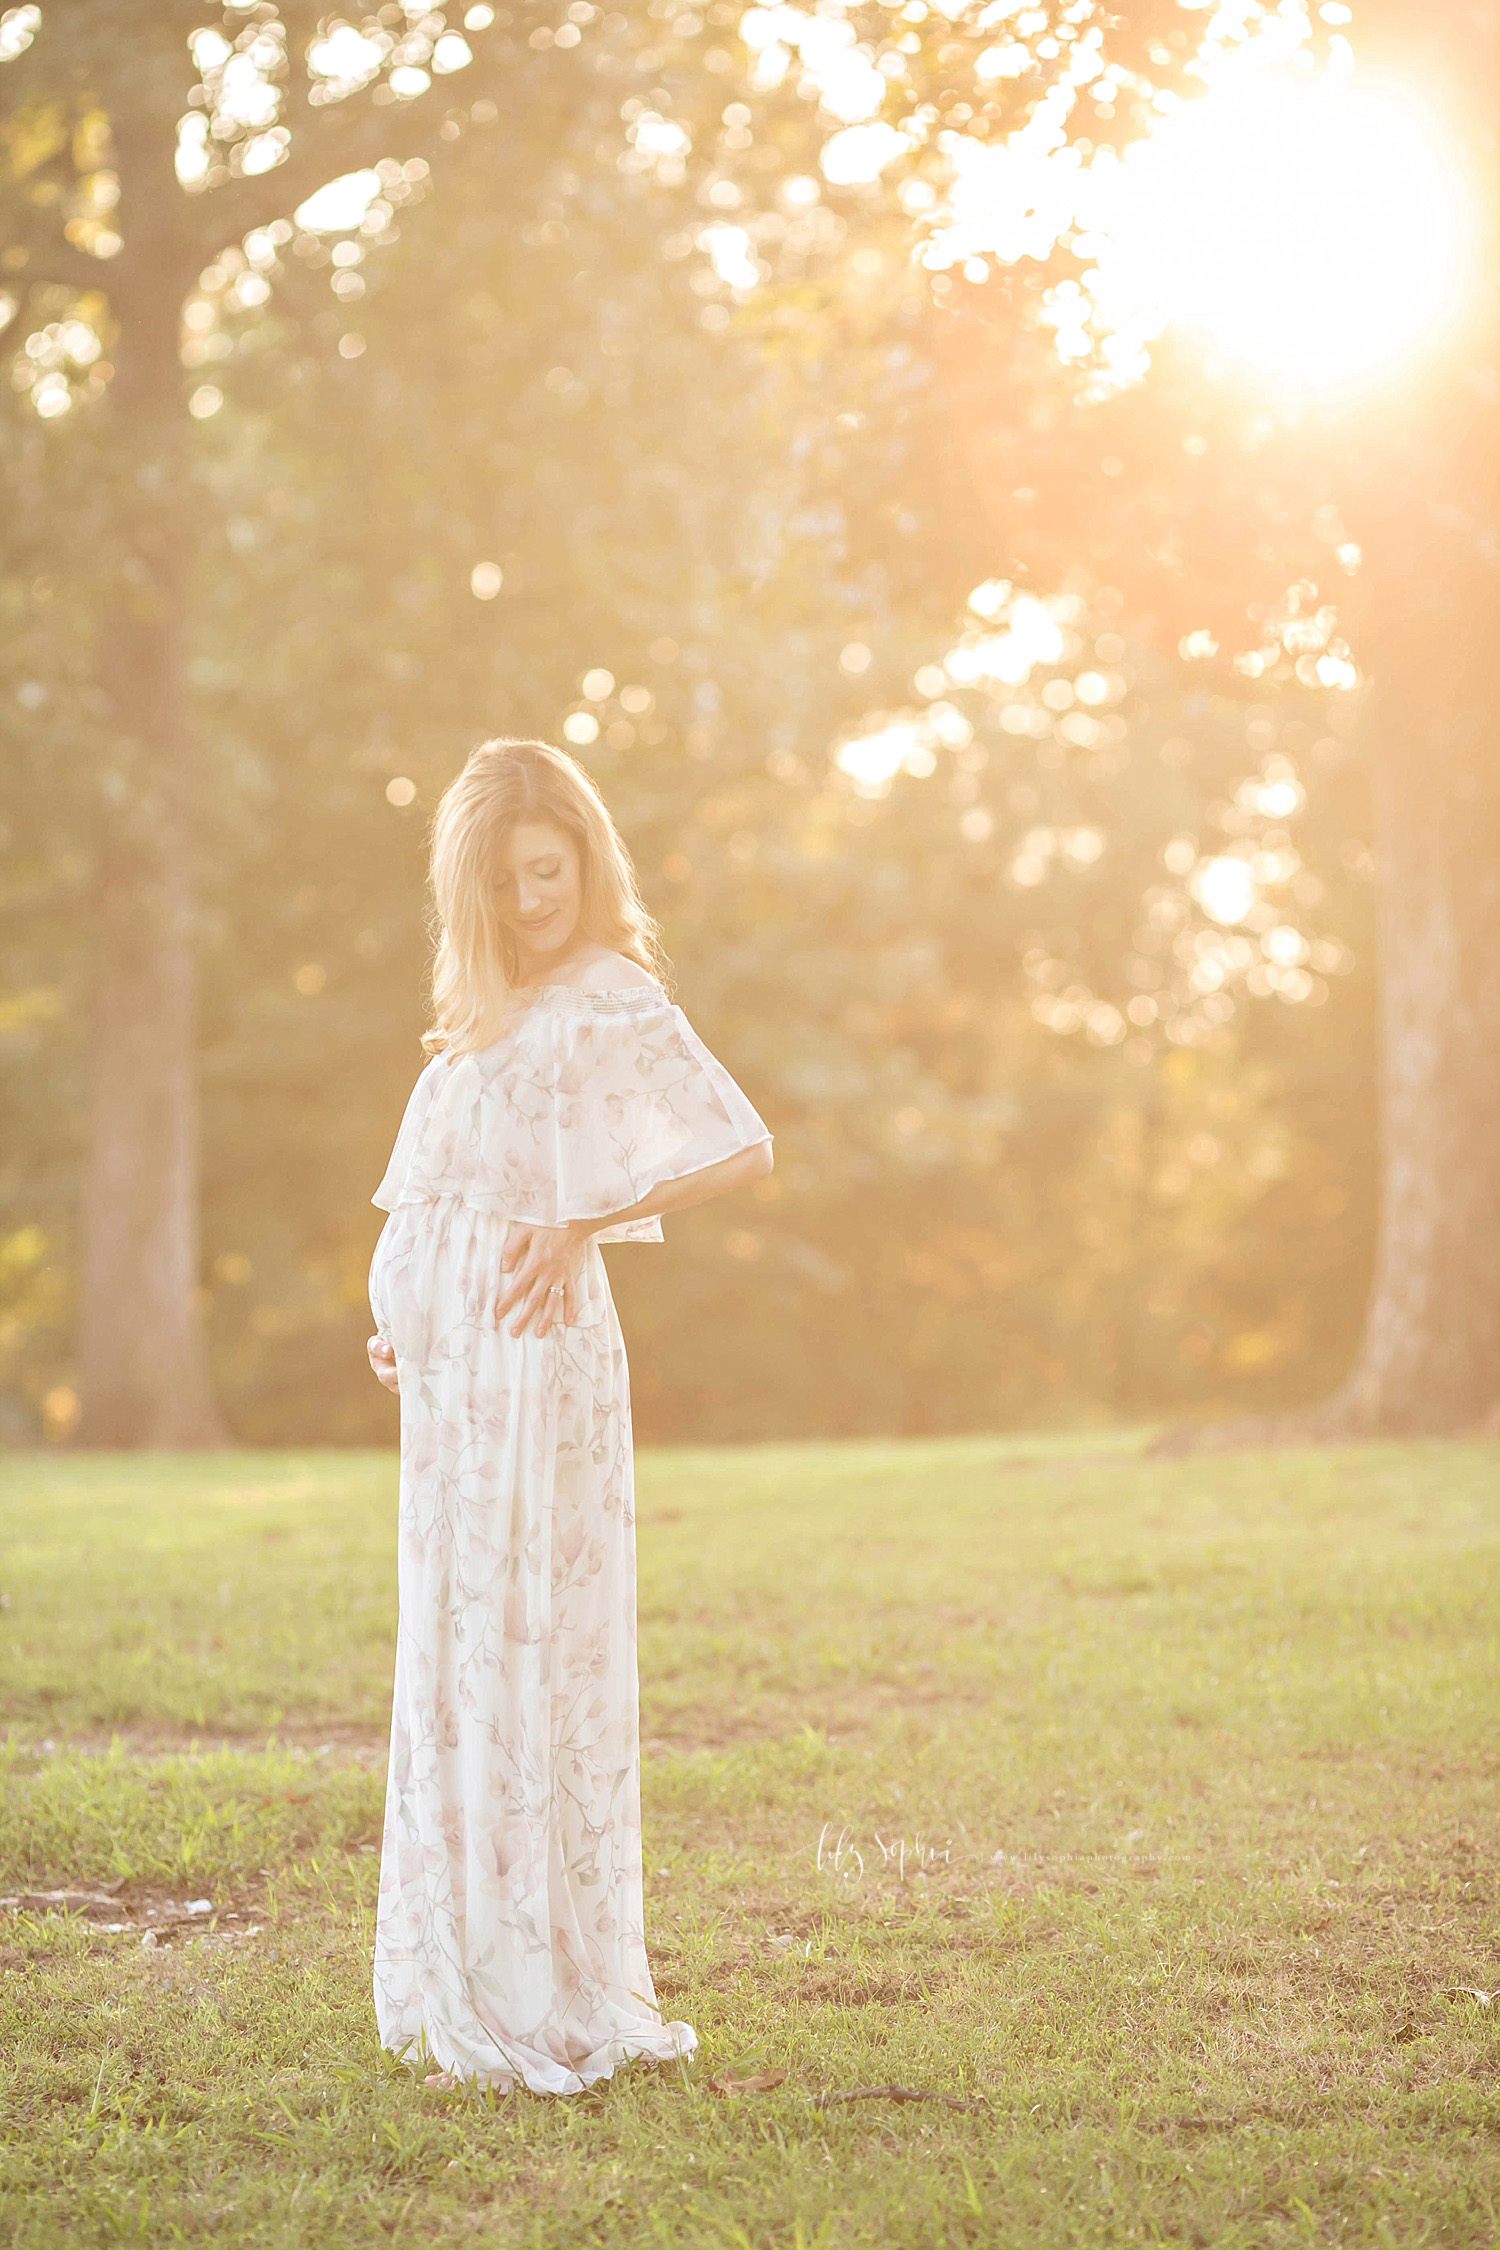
top-left (496, 819), bottom-right (584, 965)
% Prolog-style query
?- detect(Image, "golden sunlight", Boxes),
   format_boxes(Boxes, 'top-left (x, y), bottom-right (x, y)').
top-left (930, 28), bottom-right (1473, 397)
top-left (1096, 59), bottom-right (1474, 389)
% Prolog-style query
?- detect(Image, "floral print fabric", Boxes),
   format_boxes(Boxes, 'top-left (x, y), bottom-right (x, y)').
top-left (373, 981), bottom-right (771, 1241)
top-left (367, 983), bottom-right (770, 2093)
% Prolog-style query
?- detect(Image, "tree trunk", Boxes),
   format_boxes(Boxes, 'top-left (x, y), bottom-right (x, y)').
top-left (1322, 5), bottom-right (1500, 1434)
top-left (1148, 2), bottom-right (1500, 1457)
top-left (1316, 599), bottom-right (1500, 1432)
top-left (1154, 459), bottom-right (1500, 1455)
top-left (75, 810), bottom-right (221, 1448)
top-left (73, 124), bottom-right (222, 1447)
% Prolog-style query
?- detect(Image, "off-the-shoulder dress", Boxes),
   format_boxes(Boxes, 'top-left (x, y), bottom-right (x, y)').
top-left (367, 980), bottom-right (770, 2094)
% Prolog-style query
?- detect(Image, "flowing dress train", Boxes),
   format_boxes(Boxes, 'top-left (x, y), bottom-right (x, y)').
top-left (367, 981), bottom-right (769, 2094)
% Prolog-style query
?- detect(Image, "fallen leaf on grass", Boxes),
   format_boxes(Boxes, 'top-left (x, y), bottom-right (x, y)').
top-left (707, 2069), bottom-right (787, 2097)
top-left (814, 2085), bottom-right (988, 2114)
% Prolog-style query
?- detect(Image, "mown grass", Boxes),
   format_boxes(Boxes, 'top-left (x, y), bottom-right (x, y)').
top-left (1, 1436), bottom-right (1498, 2247)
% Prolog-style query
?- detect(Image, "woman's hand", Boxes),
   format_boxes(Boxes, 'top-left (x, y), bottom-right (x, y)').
top-left (496, 1222), bottom-right (588, 1338)
top-left (367, 1334), bottom-right (399, 1393)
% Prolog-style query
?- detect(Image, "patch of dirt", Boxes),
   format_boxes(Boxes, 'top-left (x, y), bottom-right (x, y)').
top-left (0, 1887), bottom-right (127, 1920)
top-left (793, 1965), bottom-right (926, 2005)
top-left (640, 1678), bottom-right (1003, 1752)
top-left (0, 1883), bottom-right (276, 1948)
top-left (640, 1717), bottom-right (783, 1752)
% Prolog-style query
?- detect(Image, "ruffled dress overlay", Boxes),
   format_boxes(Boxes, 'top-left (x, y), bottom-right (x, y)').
top-left (367, 982), bottom-right (769, 2095)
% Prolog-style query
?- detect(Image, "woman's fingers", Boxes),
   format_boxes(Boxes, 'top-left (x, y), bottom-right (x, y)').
top-left (516, 1269), bottom-right (572, 1339)
top-left (509, 1279), bottom-right (548, 1338)
top-left (497, 1266), bottom-right (544, 1324)
top-left (496, 1227), bottom-right (579, 1336)
top-left (495, 1251), bottom-right (539, 1321)
top-left (504, 1261), bottom-right (542, 1336)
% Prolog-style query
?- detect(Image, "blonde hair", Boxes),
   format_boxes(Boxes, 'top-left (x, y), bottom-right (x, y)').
top-left (423, 738), bottom-right (667, 1056)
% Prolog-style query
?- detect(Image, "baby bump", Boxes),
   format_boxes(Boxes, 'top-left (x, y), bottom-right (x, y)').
top-left (369, 1200), bottom-right (612, 1371)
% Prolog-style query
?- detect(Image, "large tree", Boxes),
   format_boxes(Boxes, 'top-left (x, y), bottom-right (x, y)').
top-left (0, 0), bottom-right (631, 1441)
top-left (1047, 2), bottom-right (1500, 1440)
top-left (11, 0), bottom-right (1481, 1447)
top-left (0, 0), bottom-right (1198, 1445)
top-left (752, 0), bottom-right (1500, 1437)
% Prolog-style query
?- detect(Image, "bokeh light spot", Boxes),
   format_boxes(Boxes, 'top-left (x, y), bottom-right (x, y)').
top-left (295, 169), bottom-right (382, 233)
top-left (1192, 856), bottom-right (1258, 927)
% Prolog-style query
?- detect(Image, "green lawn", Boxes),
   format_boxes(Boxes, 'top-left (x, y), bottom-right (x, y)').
top-left (1, 1436), bottom-right (1498, 2247)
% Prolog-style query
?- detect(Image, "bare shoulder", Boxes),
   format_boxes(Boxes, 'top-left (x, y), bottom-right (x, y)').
top-left (576, 949), bottom-right (660, 993)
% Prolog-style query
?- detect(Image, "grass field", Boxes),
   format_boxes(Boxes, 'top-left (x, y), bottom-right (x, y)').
top-left (1, 1435), bottom-right (1498, 2248)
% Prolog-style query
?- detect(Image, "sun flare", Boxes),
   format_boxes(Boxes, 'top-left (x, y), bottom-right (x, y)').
top-left (1102, 63), bottom-right (1474, 390)
top-left (928, 32), bottom-right (1474, 397)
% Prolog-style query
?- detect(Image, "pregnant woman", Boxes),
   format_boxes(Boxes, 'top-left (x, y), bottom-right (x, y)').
top-left (365, 738), bottom-right (772, 2095)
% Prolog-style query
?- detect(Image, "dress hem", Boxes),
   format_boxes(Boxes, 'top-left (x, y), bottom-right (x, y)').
top-left (383, 2020), bottom-right (698, 2099)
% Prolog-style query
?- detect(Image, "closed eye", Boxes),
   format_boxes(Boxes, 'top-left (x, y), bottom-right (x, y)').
top-left (498, 862), bottom-right (562, 889)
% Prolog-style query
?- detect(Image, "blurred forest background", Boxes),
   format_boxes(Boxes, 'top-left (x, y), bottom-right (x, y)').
top-left (3, 0), bottom-right (1491, 1448)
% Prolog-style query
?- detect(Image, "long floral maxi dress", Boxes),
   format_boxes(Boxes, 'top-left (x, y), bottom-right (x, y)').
top-left (366, 981), bottom-right (770, 2095)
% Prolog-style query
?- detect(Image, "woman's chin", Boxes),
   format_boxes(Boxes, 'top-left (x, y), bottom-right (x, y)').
top-left (516, 922), bottom-right (580, 960)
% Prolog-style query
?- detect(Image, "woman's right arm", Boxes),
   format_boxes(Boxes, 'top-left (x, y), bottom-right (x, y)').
top-left (591, 1139), bottom-right (774, 1232)
top-left (496, 1140), bottom-right (774, 1338)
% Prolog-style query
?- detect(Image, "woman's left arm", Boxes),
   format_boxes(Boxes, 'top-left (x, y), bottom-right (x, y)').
top-left (496, 1140), bottom-right (773, 1338)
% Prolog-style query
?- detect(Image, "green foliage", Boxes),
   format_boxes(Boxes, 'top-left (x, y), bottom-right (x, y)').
top-left (2, 1440), bottom-right (1499, 2244)
top-left (0, 3), bottom-right (1384, 1443)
